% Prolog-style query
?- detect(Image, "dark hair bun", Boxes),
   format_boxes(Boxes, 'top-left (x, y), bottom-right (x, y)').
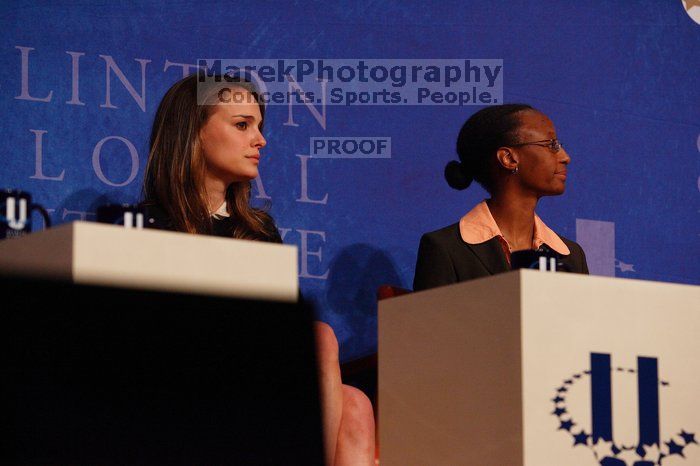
top-left (444, 160), bottom-right (473, 190)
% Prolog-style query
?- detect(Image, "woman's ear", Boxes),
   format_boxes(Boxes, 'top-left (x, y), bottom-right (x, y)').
top-left (496, 147), bottom-right (519, 172)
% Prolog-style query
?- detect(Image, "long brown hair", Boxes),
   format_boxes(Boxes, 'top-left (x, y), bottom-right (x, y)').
top-left (143, 73), bottom-right (278, 241)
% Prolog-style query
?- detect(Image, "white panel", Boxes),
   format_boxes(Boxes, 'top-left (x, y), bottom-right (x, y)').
top-left (521, 272), bottom-right (700, 466)
top-left (0, 221), bottom-right (298, 302)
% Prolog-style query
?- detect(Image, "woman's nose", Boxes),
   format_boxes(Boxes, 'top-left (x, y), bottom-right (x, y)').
top-left (560, 148), bottom-right (571, 164)
top-left (253, 130), bottom-right (266, 149)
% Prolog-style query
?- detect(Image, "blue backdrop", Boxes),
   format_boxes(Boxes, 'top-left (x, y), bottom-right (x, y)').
top-left (2, 0), bottom-right (699, 361)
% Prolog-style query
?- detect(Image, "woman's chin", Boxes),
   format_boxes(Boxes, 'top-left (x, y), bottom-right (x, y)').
top-left (550, 186), bottom-right (566, 196)
top-left (228, 171), bottom-right (259, 183)
top-left (538, 185), bottom-right (566, 197)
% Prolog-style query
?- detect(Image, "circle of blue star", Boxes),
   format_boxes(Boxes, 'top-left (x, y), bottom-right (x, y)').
top-left (551, 366), bottom-right (697, 466)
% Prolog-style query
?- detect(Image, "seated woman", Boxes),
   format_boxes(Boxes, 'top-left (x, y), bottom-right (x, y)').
top-left (414, 104), bottom-right (588, 291)
top-left (141, 73), bottom-right (375, 466)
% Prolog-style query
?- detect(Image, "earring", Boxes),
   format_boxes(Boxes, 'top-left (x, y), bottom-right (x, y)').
top-left (512, 166), bottom-right (519, 175)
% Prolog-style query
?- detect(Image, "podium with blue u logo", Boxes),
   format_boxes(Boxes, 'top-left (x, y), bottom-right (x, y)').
top-left (378, 270), bottom-right (700, 466)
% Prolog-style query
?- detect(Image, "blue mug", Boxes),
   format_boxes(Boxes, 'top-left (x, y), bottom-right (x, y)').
top-left (96, 204), bottom-right (146, 229)
top-left (0, 189), bottom-right (52, 240)
top-left (511, 247), bottom-right (570, 272)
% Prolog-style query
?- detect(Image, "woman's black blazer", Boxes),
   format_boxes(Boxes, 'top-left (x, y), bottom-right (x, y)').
top-left (413, 223), bottom-right (589, 291)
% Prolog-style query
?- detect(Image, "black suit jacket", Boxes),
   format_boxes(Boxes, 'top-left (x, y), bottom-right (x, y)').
top-left (413, 223), bottom-right (589, 291)
top-left (138, 202), bottom-right (282, 243)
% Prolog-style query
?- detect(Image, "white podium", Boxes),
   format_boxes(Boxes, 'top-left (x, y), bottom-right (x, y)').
top-left (379, 271), bottom-right (700, 466)
top-left (0, 221), bottom-right (298, 302)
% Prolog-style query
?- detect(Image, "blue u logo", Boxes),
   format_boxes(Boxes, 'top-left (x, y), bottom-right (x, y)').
top-left (590, 353), bottom-right (659, 448)
top-left (5, 196), bottom-right (28, 230)
top-left (552, 353), bottom-right (697, 466)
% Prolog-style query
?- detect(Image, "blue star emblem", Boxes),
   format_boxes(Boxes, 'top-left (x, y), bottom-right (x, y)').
top-left (635, 444), bottom-right (646, 457)
top-left (680, 430), bottom-right (697, 445)
top-left (573, 430), bottom-right (588, 446)
top-left (666, 439), bottom-right (685, 457)
top-left (551, 361), bottom-right (698, 466)
top-left (559, 419), bottom-right (575, 431)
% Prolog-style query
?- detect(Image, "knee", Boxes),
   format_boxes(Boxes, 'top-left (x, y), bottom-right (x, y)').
top-left (340, 385), bottom-right (376, 445)
top-left (314, 321), bottom-right (339, 366)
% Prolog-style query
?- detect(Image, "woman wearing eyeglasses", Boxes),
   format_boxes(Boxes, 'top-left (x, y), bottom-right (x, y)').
top-left (413, 104), bottom-right (588, 291)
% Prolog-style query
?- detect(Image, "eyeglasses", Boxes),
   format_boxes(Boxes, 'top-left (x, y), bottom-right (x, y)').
top-left (511, 139), bottom-right (563, 153)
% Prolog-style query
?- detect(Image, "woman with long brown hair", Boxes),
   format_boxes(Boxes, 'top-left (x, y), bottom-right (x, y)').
top-left (142, 76), bottom-right (279, 241)
top-left (142, 73), bottom-right (375, 466)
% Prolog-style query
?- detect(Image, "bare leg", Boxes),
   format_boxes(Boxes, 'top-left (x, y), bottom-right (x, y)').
top-left (334, 385), bottom-right (376, 466)
top-left (314, 322), bottom-right (343, 465)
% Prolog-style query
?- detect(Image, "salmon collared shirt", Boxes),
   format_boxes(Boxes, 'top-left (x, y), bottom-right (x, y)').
top-left (458, 200), bottom-right (570, 265)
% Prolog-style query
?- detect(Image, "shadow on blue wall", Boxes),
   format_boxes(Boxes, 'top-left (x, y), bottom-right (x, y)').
top-left (325, 243), bottom-right (401, 361)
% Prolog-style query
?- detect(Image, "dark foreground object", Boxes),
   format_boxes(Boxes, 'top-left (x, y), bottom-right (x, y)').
top-left (0, 276), bottom-right (324, 466)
